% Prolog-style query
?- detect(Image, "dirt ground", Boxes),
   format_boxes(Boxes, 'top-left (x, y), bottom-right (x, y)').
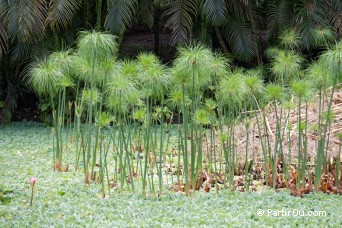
top-left (203, 87), bottom-right (342, 163)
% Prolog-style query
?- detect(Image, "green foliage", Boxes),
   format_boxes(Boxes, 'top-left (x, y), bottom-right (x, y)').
top-left (244, 72), bottom-right (264, 96)
top-left (223, 16), bottom-right (258, 61)
top-left (81, 87), bottom-right (100, 106)
top-left (202, 0), bottom-right (227, 27)
top-left (95, 112), bottom-right (113, 128)
top-left (105, 0), bottom-right (138, 35)
top-left (290, 79), bottom-right (313, 101)
top-left (2, 123), bottom-right (342, 226)
top-left (77, 31), bottom-right (117, 65)
top-left (137, 53), bottom-right (170, 100)
top-left (23, 31), bottom-right (342, 202)
top-left (168, 87), bottom-right (189, 111)
top-left (313, 27), bottom-right (335, 48)
top-left (279, 28), bottom-right (301, 50)
top-left (105, 66), bottom-right (140, 114)
top-left (217, 70), bottom-right (246, 107)
top-left (163, 0), bottom-right (198, 44)
top-left (28, 58), bottom-right (65, 98)
top-left (319, 40), bottom-right (342, 74)
top-left (269, 49), bottom-right (303, 84)
top-left (307, 61), bottom-right (333, 89)
top-left (172, 44), bottom-right (215, 92)
top-left (264, 83), bottom-right (283, 102)
top-left (194, 108), bottom-right (210, 125)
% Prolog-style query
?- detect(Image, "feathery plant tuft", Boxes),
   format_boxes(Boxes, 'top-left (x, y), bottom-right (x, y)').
top-left (26, 30), bottom-right (342, 197)
top-left (77, 31), bottom-right (117, 65)
top-left (279, 28), bottom-right (301, 50)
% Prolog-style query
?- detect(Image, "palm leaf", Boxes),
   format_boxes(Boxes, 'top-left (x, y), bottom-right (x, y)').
top-left (226, 0), bottom-right (260, 23)
top-left (223, 15), bottom-right (258, 61)
top-left (105, 0), bottom-right (137, 35)
top-left (1, 0), bottom-right (47, 43)
top-left (47, 0), bottom-right (82, 31)
top-left (326, 0), bottom-right (342, 37)
top-left (10, 42), bottom-right (33, 61)
top-left (267, 0), bottom-right (293, 40)
top-left (202, 0), bottom-right (227, 26)
top-left (295, 0), bottom-right (328, 50)
top-left (226, 0), bottom-right (248, 16)
top-left (136, 0), bottom-right (154, 28)
top-left (0, 20), bottom-right (7, 58)
top-left (162, 0), bottom-right (198, 45)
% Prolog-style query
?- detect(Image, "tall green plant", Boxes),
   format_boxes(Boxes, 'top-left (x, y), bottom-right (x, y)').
top-left (290, 79), bottom-right (313, 189)
top-left (216, 70), bottom-right (247, 190)
top-left (28, 51), bottom-right (74, 171)
top-left (171, 44), bottom-right (215, 195)
top-left (264, 83), bottom-right (283, 188)
top-left (136, 53), bottom-right (169, 195)
top-left (313, 41), bottom-right (342, 189)
top-left (105, 62), bottom-right (140, 192)
top-left (76, 30), bottom-right (117, 182)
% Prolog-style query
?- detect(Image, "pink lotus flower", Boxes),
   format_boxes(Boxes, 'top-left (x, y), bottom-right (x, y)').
top-left (30, 177), bottom-right (37, 207)
top-left (30, 177), bottom-right (37, 187)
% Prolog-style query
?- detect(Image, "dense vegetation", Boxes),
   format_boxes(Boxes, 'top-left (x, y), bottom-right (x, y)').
top-left (23, 30), bottom-right (342, 197)
top-left (1, 1), bottom-right (342, 225)
top-left (1, 0), bottom-right (342, 122)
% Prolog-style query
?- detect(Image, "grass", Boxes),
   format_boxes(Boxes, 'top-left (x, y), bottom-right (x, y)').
top-left (1, 122), bottom-right (342, 227)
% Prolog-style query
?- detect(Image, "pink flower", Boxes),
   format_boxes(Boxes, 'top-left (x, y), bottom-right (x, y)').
top-left (30, 177), bottom-right (36, 187)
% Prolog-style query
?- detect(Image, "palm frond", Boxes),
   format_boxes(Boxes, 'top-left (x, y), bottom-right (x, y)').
top-left (0, 20), bottom-right (8, 58)
top-left (326, 0), bottom-right (342, 37)
top-left (136, 0), bottom-right (154, 28)
top-left (267, 0), bottom-right (293, 40)
top-left (163, 0), bottom-right (198, 45)
top-left (295, 0), bottom-right (329, 50)
top-left (105, 0), bottom-right (137, 35)
top-left (223, 15), bottom-right (258, 61)
top-left (47, 0), bottom-right (82, 31)
top-left (1, 0), bottom-right (47, 43)
top-left (226, 0), bottom-right (261, 26)
top-left (202, 0), bottom-right (227, 26)
top-left (10, 42), bottom-right (34, 61)
top-left (226, 0), bottom-right (249, 17)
